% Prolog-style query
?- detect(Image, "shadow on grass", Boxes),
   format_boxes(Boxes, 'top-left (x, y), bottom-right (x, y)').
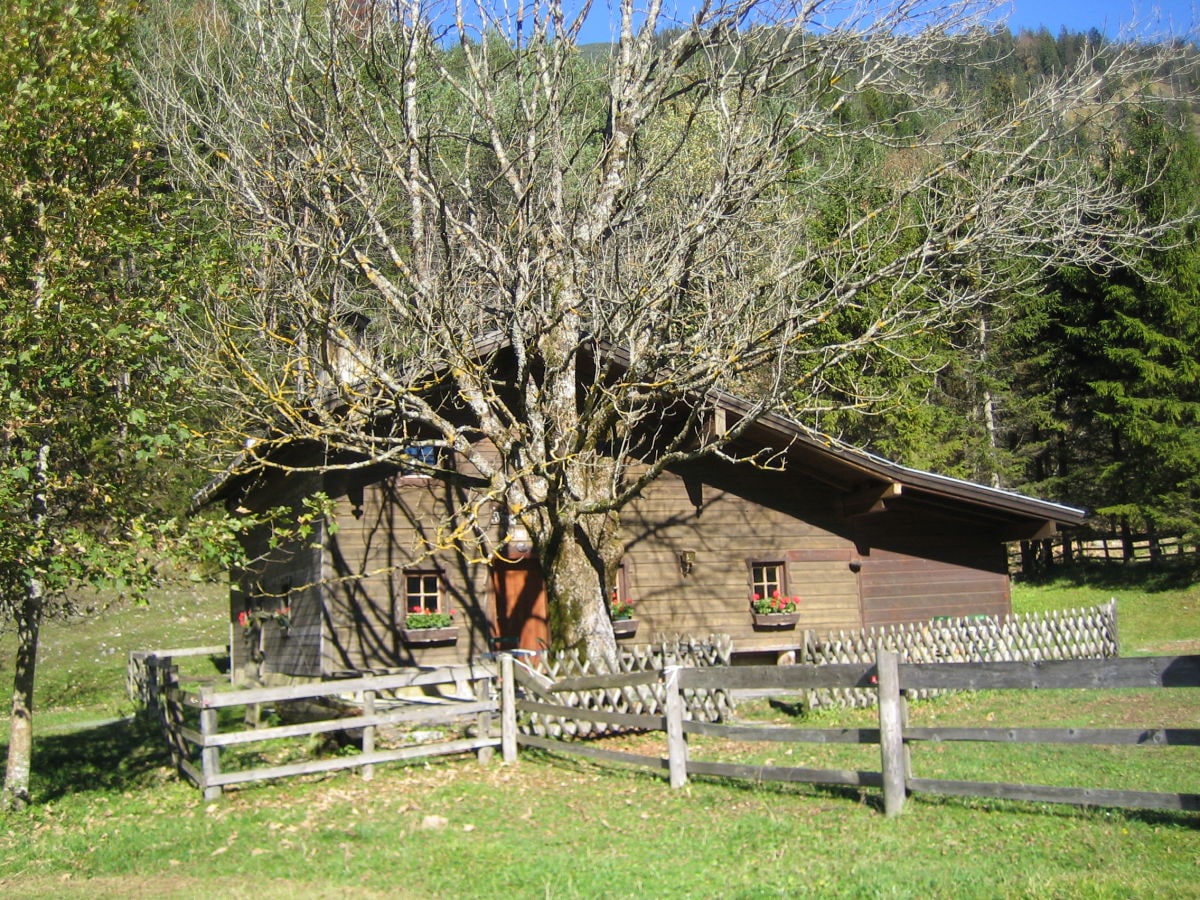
top-left (521, 741), bottom-right (1200, 827)
top-left (1017, 561), bottom-right (1199, 593)
top-left (0, 716), bottom-right (174, 804)
top-left (910, 790), bottom-right (1200, 829)
top-left (520, 744), bottom-right (887, 812)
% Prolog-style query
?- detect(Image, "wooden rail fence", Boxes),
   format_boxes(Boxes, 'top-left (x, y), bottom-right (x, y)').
top-left (134, 655), bottom-right (499, 799)
top-left (510, 652), bottom-right (1200, 817)
top-left (131, 649), bottom-right (1199, 816)
top-left (127, 645), bottom-right (228, 710)
top-left (522, 636), bottom-right (734, 736)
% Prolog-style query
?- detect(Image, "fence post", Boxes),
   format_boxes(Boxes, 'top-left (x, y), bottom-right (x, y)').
top-left (127, 651), bottom-right (147, 708)
top-left (159, 660), bottom-right (188, 770)
top-left (199, 689), bottom-right (222, 801)
top-left (149, 653), bottom-right (170, 716)
top-left (361, 680), bottom-right (376, 782)
top-left (1108, 597), bottom-right (1121, 656)
top-left (500, 654), bottom-right (518, 763)
top-left (663, 665), bottom-right (687, 789)
top-left (876, 648), bottom-right (906, 817)
top-left (476, 672), bottom-right (495, 765)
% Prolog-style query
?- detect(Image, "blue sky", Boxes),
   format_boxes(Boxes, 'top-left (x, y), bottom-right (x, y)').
top-left (568, 1), bottom-right (1197, 44)
top-left (1005, 0), bottom-right (1196, 36)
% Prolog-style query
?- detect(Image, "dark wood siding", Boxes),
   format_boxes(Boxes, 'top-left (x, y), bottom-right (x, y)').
top-left (230, 443), bottom-right (1020, 673)
top-left (231, 471), bottom-right (325, 681)
top-left (320, 475), bottom-right (495, 674)
top-left (854, 512), bottom-right (1011, 628)
top-left (621, 460), bottom-right (862, 654)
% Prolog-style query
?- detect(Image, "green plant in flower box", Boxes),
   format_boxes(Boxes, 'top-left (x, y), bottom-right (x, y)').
top-left (750, 592), bottom-right (801, 614)
top-left (611, 597), bottom-right (635, 620)
top-left (406, 609), bottom-right (453, 629)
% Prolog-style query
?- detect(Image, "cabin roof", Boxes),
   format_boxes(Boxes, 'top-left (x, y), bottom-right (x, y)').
top-left (716, 390), bottom-right (1086, 530)
top-left (194, 333), bottom-right (1087, 533)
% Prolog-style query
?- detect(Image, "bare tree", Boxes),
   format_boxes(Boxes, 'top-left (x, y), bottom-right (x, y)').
top-left (136, 0), bottom-right (1192, 663)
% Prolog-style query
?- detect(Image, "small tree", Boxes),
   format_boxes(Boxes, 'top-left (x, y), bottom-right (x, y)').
top-left (0, 0), bottom-right (220, 809)
top-left (137, 0), bottom-right (1192, 663)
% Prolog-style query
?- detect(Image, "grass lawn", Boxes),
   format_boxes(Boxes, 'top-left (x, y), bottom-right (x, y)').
top-left (1011, 564), bottom-right (1200, 655)
top-left (0, 580), bottom-right (230, 730)
top-left (0, 567), bottom-right (1197, 898)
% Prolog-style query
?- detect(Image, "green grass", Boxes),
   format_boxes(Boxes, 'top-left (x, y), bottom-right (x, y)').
top-left (0, 745), bottom-right (1197, 898)
top-left (1012, 565), bottom-right (1200, 655)
top-left (0, 580), bottom-right (229, 738)
top-left (0, 570), bottom-right (1197, 898)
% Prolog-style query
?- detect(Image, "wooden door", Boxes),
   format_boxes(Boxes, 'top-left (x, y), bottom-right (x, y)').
top-left (490, 559), bottom-right (549, 652)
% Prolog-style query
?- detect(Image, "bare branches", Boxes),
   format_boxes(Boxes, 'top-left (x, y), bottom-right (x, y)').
top-left (136, 0), bottom-right (1194, 564)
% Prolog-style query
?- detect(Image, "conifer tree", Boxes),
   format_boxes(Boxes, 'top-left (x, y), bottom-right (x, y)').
top-left (1004, 107), bottom-right (1200, 556)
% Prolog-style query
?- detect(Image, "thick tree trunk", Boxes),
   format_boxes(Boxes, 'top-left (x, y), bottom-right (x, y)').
top-left (532, 281), bottom-right (622, 666)
top-left (1120, 519), bottom-right (1135, 564)
top-left (542, 508), bottom-right (619, 672)
top-left (3, 579), bottom-right (42, 811)
top-left (542, 523), bottom-right (619, 669)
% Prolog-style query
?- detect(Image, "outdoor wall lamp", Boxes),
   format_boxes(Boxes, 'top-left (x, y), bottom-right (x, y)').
top-left (679, 549), bottom-right (696, 576)
top-left (507, 523), bottom-right (533, 555)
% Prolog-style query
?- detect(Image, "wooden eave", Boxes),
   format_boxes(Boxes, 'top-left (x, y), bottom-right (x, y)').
top-left (710, 389), bottom-right (1087, 535)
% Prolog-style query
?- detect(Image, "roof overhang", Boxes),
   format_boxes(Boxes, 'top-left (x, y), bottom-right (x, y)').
top-left (713, 391), bottom-right (1087, 536)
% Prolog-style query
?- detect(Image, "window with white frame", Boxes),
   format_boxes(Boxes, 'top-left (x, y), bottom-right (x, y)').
top-left (750, 561), bottom-right (786, 599)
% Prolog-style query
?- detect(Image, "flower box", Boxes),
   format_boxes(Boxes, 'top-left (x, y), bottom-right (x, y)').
top-left (611, 618), bottom-right (639, 638)
top-left (751, 612), bottom-right (800, 629)
top-left (400, 626), bottom-right (458, 645)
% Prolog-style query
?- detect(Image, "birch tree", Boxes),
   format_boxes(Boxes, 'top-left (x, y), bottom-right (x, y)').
top-left (137, 0), bottom-right (1193, 663)
top-left (0, 0), bottom-right (230, 809)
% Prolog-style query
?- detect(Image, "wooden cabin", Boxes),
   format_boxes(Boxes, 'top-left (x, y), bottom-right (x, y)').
top-left (201, 389), bottom-right (1086, 682)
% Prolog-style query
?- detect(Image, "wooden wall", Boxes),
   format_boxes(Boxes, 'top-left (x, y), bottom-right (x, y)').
top-left (619, 460), bottom-right (862, 654)
top-left (231, 446), bottom-right (1017, 676)
top-left (230, 471), bottom-right (325, 682)
top-left (320, 473), bottom-right (496, 674)
top-left (617, 459), bottom-right (1013, 652)
top-left (853, 512), bottom-right (1011, 628)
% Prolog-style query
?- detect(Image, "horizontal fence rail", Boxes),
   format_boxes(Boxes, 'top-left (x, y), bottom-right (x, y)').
top-left (522, 637), bottom-right (734, 735)
top-left (133, 656), bottom-right (501, 799)
top-left (513, 653), bottom-right (1200, 817)
top-left (510, 660), bottom-right (667, 772)
top-left (897, 655), bottom-right (1200, 691)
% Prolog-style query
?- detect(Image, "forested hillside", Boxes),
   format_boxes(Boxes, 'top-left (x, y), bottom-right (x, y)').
top-left (802, 27), bottom-right (1200, 554)
top-left (135, 0), bottom-right (1199, 642)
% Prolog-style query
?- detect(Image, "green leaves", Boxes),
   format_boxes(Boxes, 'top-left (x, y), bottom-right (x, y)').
top-left (1005, 110), bottom-right (1200, 542)
top-left (0, 0), bottom-right (237, 613)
